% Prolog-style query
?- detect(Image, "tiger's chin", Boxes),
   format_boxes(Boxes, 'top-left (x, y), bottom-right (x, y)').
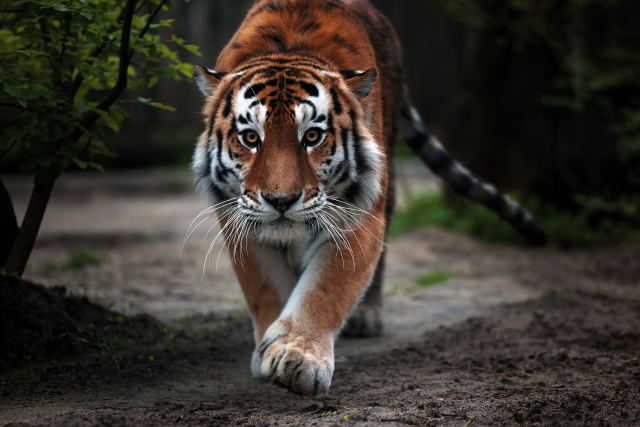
top-left (256, 217), bottom-right (311, 244)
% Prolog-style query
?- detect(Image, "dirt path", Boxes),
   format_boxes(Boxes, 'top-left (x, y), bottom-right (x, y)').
top-left (1, 167), bottom-right (639, 426)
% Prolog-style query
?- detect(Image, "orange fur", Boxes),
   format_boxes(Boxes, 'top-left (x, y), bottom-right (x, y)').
top-left (193, 0), bottom-right (407, 396)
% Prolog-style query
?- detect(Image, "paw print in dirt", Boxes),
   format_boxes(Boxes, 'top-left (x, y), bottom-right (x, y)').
top-left (254, 318), bottom-right (334, 396)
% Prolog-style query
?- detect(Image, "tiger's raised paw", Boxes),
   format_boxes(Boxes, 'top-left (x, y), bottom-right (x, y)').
top-left (251, 319), bottom-right (334, 396)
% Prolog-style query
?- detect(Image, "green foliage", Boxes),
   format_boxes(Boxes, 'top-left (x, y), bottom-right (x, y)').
top-left (417, 270), bottom-right (452, 287)
top-left (65, 248), bottom-right (102, 269)
top-left (0, 0), bottom-right (200, 175)
top-left (394, 139), bottom-right (414, 159)
top-left (390, 192), bottom-right (640, 249)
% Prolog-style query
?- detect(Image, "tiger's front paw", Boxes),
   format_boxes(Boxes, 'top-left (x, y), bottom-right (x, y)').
top-left (255, 318), bottom-right (334, 396)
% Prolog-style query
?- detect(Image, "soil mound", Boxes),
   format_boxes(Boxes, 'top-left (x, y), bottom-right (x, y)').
top-left (0, 278), bottom-right (163, 372)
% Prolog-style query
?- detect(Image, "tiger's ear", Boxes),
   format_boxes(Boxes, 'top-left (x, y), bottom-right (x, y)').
top-left (194, 65), bottom-right (227, 96)
top-left (340, 68), bottom-right (377, 101)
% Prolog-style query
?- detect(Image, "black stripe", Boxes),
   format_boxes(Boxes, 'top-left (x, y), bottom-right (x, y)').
top-left (339, 69), bottom-right (358, 79)
top-left (207, 114), bottom-right (216, 141)
top-left (223, 91), bottom-right (233, 118)
top-left (427, 148), bottom-right (454, 174)
top-left (299, 81), bottom-right (319, 97)
top-left (349, 110), bottom-right (368, 174)
top-left (299, 100), bottom-right (317, 120)
top-left (215, 166), bottom-right (228, 184)
top-left (406, 130), bottom-right (427, 151)
top-left (485, 192), bottom-right (506, 212)
top-left (299, 21), bottom-right (320, 35)
top-left (210, 183), bottom-right (227, 201)
top-left (330, 89), bottom-right (342, 115)
top-left (327, 112), bottom-right (335, 136)
top-left (216, 130), bottom-right (228, 184)
top-left (244, 83), bottom-right (266, 99)
top-left (227, 117), bottom-right (236, 139)
top-left (449, 172), bottom-right (472, 197)
top-left (335, 161), bottom-right (349, 185)
top-left (340, 126), bottom-right (350, 170)
top-left (343, 181), bottom-right (362, 203)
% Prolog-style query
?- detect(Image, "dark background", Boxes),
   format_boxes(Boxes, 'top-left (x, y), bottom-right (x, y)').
top-left (4, 0), bottom-right (639, 218)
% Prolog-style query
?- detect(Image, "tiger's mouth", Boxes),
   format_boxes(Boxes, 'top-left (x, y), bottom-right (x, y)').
top-left (256, 214), bottom-right (311, 243)
top-left (269, 216), bottom-right (295, 227)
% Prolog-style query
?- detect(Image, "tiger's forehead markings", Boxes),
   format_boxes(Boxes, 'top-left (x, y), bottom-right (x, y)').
top-left (231, 68), bottom-right (328, 124)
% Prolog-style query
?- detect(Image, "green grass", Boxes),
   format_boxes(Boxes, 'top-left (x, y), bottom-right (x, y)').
top-left (65, 249), bottom-right (103, 269)
top-left (417, 270), bottom-right (452, 287)
top-left (389, 192), bottom-right (640, 249)
top-left (35, 248), bottom-right (103, 272)
top-left (463, 416), bottom-right (477, 427)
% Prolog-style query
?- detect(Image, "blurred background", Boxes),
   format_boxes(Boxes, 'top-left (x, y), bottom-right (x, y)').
top-left (5, 0), bottom-right (640, 217)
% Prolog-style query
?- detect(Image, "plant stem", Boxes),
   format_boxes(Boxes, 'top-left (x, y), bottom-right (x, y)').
top-left (0, 177), bottom-right (19, 268)
top-left (4, 168), bottom-right (57, 277)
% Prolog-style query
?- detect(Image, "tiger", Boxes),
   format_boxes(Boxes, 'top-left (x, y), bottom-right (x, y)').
top-left (191, 0), bottom-right (547, 396)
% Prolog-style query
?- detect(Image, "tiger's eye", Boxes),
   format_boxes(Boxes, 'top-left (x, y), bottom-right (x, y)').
top-left (245, 131), bottom-right (258, 144)
top-left (306, 129), bottom-right (318, 142)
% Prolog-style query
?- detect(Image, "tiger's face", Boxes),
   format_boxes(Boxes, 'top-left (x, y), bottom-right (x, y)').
top-left (193, 56), bottom-right (384, 244)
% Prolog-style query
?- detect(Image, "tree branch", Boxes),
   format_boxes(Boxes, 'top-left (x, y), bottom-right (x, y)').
top-left (64, 0), bottom-right (137, 146)
top-left (70, 1), bottom-right (142, 99)
top-left (0, 140), bottom-right (18, 161)
top-left (138, 0), bottom-right (168, 40)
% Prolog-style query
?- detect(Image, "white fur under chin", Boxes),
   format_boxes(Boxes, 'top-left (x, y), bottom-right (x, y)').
top-left (255, 220), bottom-right (311, 244)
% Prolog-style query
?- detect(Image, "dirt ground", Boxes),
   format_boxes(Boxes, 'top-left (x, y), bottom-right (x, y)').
top-left (1, 165), bottom-right (639, 426)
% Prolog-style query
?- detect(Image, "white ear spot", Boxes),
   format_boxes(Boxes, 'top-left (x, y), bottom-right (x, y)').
top-left (194, 65), bottom-right (226, 96)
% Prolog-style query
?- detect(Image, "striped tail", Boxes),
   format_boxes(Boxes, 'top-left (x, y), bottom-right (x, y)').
top-left (399, 97), bottom-right (547, 246)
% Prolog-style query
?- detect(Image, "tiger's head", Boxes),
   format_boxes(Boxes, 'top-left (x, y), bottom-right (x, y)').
top-left (192, 55), bottom-right (384, 244)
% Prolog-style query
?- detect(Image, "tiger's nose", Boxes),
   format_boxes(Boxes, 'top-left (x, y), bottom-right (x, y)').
top-left (262, 192), bottom-right (301, 213)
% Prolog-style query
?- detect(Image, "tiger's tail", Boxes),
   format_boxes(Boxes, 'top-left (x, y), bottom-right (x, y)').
top-left (399, 96), bottom-right (547, 246)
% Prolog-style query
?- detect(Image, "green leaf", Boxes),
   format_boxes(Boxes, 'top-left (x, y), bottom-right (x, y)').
top-left (149, 102), bottom-right (176, 111)
top-left (147, 75), bottom-right (159, 88)
top-left (137, 96), bottom-right (176, 111)
top-left (3, 80), bottom-right (21, 98)
top-left (15, 49), bottom-right (38, 56)
top-left (73, 158), bottom-right (88, 169)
